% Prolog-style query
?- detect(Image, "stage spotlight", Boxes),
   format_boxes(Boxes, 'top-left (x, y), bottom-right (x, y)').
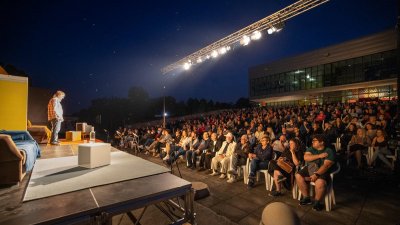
top-left (274, 22), bottom-right (285, 32)
top-left (197, 57), bottom-right (203, 63)
top-left (267, 27), bottom-right (277, 34)
top-left (219, 47), bottom-right (227, 55)
top-left (183, 62), bottom-right (191, 70)
top-left (211, 50), bottom-right (218, 58)
top-left (251, 31), bottom-right (262, 40)
top-left (268, 22), bottom-right (285, 34)
top-left (240, 35), bottom-right (250, 46)
top-left (162, 0), bottom-right (328, 74)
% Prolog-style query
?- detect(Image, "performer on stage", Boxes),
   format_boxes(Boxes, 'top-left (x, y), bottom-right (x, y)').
top-left (48, 90), bottom-right (65, 145)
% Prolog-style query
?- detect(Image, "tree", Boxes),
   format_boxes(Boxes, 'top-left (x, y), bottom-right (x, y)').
top-left (236, 97), bottom-right (250, 108)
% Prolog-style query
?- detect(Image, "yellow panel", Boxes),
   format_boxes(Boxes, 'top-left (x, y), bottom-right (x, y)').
top-left (0, 75), bottom-right (28, 130)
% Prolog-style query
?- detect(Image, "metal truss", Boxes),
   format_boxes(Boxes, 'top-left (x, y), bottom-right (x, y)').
top-left (162, 0), bottom-right (329, 74)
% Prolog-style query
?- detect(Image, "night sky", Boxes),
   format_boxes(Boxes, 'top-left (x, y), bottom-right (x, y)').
top-left (0, 0), bottom-right (397, 113)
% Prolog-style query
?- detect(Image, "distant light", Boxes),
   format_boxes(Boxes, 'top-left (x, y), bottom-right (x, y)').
top-left (183, 62), bottom-right (191, 70)
top-left (251, 31), bottom-right (262, 40)
top-left (211, 50), bottom-right (218, 58)
top-left (164, 112), bottom-right (168, 116)
top-left (226, 46), bottom-right (231, 51)
top-left (206, 55), bottom-right (210, 59)
top-left (306, 74), bottom-right (310, 79)
top-left (197, 57), bottom-right (203, 63)
top-left (219, 47), bottom-right (227, 55)
top-left (240, 35), bottom-right (250, 46)
top-left (294, 70), bottom-right (304, 74)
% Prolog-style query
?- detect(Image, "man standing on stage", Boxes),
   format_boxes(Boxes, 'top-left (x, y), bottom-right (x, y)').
top-left (48, 90), bottom-right (65, 145)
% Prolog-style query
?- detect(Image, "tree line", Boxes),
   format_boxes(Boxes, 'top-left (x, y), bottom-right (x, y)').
top-left (76, 86), bottom-right (250, 131)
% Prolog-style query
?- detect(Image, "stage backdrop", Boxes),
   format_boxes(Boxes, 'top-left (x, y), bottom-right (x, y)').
top-left (0, 74), bottom-right (28, 130)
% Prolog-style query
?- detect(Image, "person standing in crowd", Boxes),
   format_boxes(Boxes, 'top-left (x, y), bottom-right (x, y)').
top-left (47, 90), bottom-right (65, 145)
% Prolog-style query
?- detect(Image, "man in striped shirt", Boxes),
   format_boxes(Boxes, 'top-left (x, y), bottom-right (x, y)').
top-left (48, 90), bottom-right (65, 145)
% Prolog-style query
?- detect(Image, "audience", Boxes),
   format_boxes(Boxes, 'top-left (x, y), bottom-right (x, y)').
top-left (111, 100), bottom-right (397, 212)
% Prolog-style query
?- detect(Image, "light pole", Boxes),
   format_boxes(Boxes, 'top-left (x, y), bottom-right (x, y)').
top-left (163, 86), bottom-right (166, 128)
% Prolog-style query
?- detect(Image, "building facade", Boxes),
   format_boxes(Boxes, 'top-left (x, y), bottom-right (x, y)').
top-left (248, 30), bottom-right (398, 106)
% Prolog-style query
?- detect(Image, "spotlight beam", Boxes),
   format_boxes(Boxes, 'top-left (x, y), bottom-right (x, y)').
top-left (161, 0), bottom-right (329, 74)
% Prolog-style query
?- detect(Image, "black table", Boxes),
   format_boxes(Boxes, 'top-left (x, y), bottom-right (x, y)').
top-left (0, 172), bottom-right (194, 225)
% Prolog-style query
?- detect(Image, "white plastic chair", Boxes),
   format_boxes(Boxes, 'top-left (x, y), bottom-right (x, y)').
top-left (385, 147), bottom-right (398, 169)
top-left (370, 146), bottom-right (399, 169)
top-left (346, 145), bottom-right (371, 166)
top-left (297, 162), bottom-right (341, 211)
top-left (244, 158), bottom-right (273, 191)
top-left (227, 165), bottom-right (245, 180)
top-left (332, 137), bottom-right (341, 152)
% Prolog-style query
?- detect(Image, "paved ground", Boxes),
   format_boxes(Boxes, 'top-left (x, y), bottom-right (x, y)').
top-left (112, 147), bottom-right (400, 225)
top-left (39, 144), bottom-right (400, 225)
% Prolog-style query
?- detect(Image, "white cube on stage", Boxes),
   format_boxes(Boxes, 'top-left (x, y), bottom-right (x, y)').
top-left (78, 143), bottom-right (111, 168)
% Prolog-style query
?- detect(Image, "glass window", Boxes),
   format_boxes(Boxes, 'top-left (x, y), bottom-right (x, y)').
top-left (306, 67), bottom-right (312, 90)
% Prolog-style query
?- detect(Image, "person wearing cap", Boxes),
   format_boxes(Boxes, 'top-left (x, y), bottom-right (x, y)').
top-left (210, 132), bottom-right (237, 179)
top-left (295, 134), bottom-right (336, 211)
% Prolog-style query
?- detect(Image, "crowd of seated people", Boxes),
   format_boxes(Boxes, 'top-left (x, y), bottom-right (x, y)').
top-left (112, 100), bottom-right (398, 211)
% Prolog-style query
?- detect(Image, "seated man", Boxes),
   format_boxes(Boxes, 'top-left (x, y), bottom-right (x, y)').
top-left (272, 134), bottom-right (289, 158)
top-left (248, 136), bottom-right (273, 188)
top-left (210, 132), bottom-right (237, 179)
top-left (226, 134), bottom-right (250, 183)
top-left (113, 127), bottom-right (124, 147)
top-left (156, 129), bottom-right (173, 157)
top-left (198, 132), bottom-right (222, 172)
top-left (185, 131), bottom-right (200, 167)
top-left (295, 134), bottom-right (336, 211)
top-left (186, 132), bottom-right (210, 169)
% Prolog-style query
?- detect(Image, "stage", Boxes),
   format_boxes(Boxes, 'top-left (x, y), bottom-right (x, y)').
top-left (0, 141), bottom-right (195, 225)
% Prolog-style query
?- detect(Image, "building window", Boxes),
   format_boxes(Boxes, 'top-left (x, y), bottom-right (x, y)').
top-left (251, 50), bottom-right (397, 99)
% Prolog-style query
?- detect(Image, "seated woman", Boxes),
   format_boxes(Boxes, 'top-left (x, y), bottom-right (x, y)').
top-left (341, 123), bottom-right (357, 149)
top-left (163, 130), bottom-right (190, 163)
top-left (369, 129), bottom-right (394, 170)
top-left (348, 128), bottom-right (371, 169)
top-left (268, 138), bottom-right (304, 196)
top-left (247, 136), bottom-right (273, 188)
